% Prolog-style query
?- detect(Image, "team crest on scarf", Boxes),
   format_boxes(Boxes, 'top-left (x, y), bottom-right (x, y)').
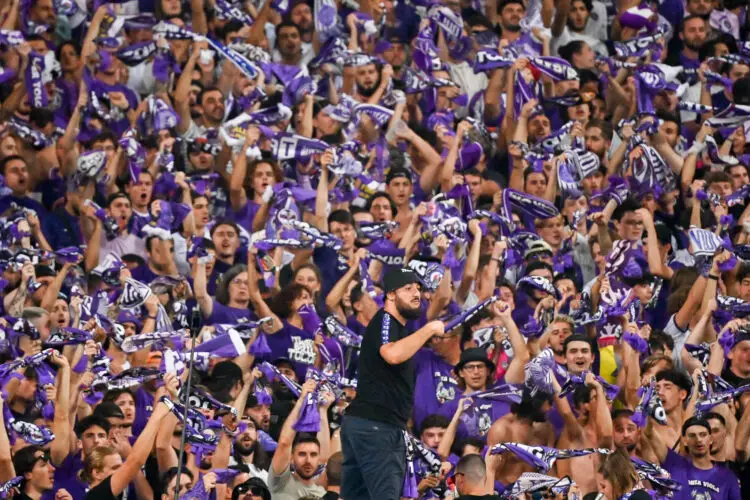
top-left (435, 375), bottom-right (457, 404)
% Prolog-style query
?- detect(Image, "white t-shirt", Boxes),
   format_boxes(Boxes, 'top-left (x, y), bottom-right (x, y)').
top-left (127, 60), bottom-right (157, 97)
top-left (663, 314), bottom-right (690, 373)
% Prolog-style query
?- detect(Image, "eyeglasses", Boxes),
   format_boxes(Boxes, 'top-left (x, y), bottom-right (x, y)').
top-left (461, 363), bottom-right (487, 372)
top-left (231, 278), bottom-right (250, 287)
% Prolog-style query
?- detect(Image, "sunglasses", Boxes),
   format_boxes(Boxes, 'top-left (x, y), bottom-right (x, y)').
top-left (234, 482), bottom-right (266, 497)
top-left (34, 452), bottom-right (51, 466)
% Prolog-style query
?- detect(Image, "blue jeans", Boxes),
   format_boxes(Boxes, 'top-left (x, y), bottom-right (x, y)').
top-left (340, 415), bottom-right (406, 500)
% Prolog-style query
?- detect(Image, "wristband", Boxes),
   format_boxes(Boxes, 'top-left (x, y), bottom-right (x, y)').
top-left (147, 314), bottom-right (157, 319)
top-left (708, 274), bottom-right (719, 281)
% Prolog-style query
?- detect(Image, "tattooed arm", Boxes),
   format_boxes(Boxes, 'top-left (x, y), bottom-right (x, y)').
top-left (6, 262), bottom-right (33, 316)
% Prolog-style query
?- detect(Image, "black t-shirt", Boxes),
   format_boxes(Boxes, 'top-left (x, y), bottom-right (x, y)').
top-left (722, 365), bottom-right (750, 388)
top-left (85, 477), bottom-right (121, 500)
top-left (346, 309), bottom-right (414, 428)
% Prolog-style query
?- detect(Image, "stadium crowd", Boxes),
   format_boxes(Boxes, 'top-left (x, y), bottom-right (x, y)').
top-left (0, 0), bottom-right (750, 498)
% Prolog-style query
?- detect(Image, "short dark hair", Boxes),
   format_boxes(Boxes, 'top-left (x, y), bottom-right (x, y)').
top-left (207, 361), bottom-right (244, 396)
top-left (210, 218), bottom-right (241, 238)
top-left (564, 334), bottom-right (592, 354)
top-left (573, 384), bottom-right (595, 409)
top-left (656, 110), bottom-right (681, 129)
top-left (121, 254), bottom-right (145, 268)
top-left (498, 0), bottom-right (525, 13)
top-left (737, 264), bottom-right (750, 284)
top-left (276, 19), bottom-right (301, 40)
top-left (102, 388), bottom-right (135, 405)
top-left (558, 40), bottom-right (587, 64)
top-left (733, 76), bottom-right (750, 105)
top-left (455, 454), bottom-right (487, 484)
top-left (419, 414), bottom-right (450, 436)
top-left (386, 167), bottom-right (413, 185)
top-left (292, 433), bottom-right (320, 450)
top-left (524, 261), bottom-right (554, 277)
top-left (75, 415), bottom-right (111, 438)
top-left (365, 191), bottom-right (398, 217)
top-left (611, 408), bottom-right (635, 421)
top-left (105, 191), bottom-right (130, 208)
top-left (648, 330), bottom-right (674, 353)
top-left (655, 369), bottom-right (691, 393)
top-left (328, 209), bottom-right (355, 227)
top-left (704, 171), bottom-right (732, 186)
top-left (0, 155), bottom-right (25, 176)
top-left (612, 198), bottom-right (641, 221)
top-left (703, 412), bottom-right (726, 427)
top-left (197, 86), bottom-right (224, 106)
top-left (160, 467), bottom-right (194, 494)
top-left (13, 445), bottom-right (43, 481)
top-left (681, 416), bottom-right (711, 436)
top-left (679, 14), bottom-right (707, 34)
top-left (92, 402), bottom-right (125, 420)
top-left (523, 167), bottom-right (548, 185)
top-left (586, 119), bottom-right (614, 142)
top-left (146, 234), bottom-right (173, 253)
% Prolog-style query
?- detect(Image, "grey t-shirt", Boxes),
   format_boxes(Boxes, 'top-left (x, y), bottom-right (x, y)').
top-left (268, 465), bottom-right (326, 500)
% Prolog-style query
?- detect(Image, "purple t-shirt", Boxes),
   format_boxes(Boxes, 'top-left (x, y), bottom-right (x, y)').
top-left (42, 452), bottom-right (86, 500)
top-left (439, 394), bottom-right (511, 442)
top-left (204, 299), bottom-right (253, 325)
top-left (413, 348), bottom-right (458, 431)
top-left (662, 449), bottom-right (741, 500)
top-left (262, 321), bottom-right (344, 381)
top-left (129, 264), bottom-right (160, 284)
top-left (133, 387), bottom-right (154, 436)
top-left (230, 200), bottom-right (261, 233)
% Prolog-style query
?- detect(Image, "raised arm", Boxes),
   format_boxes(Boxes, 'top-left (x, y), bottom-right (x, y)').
top-left (230, 128), bottom-right (260, 212)
top-left (314, 152), bottom-right (333, 231)
top-left (497, 302), bottom-right (530, 384)
top-left (325, 251), bottom-right (364, 317)
top-left (438, 397), bottom-right (470, 460)
top-left (0, 398), bottom-right (12, 481)
top-left (271, 379), bottom-right (317, 475)
top-left (456, 220), bottom-right (483, 305)
top-left (380, 321), bottom-right (444, 365)
top-left (109, 384), bottom-right (173, 496)
top-left (193, 261), bottom-right (214, 318)
top-left (644, 415), bottom-right (669, 464)
top-left (49, 352), bottom-right (72, 466)
top-left (247, 248), bottom-right (283, 333)
top-left (588, 373), bottom-right (613, 447)
top-left (637, 208), bottom-right (673, 279)
top-left (174, 40), bottom-right (205, 135)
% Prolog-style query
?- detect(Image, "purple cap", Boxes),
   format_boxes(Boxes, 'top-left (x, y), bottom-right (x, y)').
top-left (116, 310), bottom-right (143, 330)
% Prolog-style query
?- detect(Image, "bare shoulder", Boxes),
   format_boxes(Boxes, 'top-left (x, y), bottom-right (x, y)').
top-left (487, 414), bottom-right (514, 445)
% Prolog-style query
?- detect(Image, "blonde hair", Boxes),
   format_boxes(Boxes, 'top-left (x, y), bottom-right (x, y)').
top-left (598, 449), bottom-right (638, 498)
top-left (543, 316), bottom-right (575, 336)
top-left (80, 446), bottom-right (118, 484)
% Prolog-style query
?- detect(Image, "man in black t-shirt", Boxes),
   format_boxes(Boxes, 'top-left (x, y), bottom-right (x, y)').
top-left (722, 332), bottom-right (750, 388)
top-left (454, 454), bottom-right (501, 500)
top-left (342, 268), bottom-right (445, 500)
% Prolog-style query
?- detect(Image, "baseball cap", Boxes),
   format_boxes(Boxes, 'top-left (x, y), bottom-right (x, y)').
top-left (383, 268), bottom-right (422, 294)
top-left (524, 240), bottom-right (553, 260)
